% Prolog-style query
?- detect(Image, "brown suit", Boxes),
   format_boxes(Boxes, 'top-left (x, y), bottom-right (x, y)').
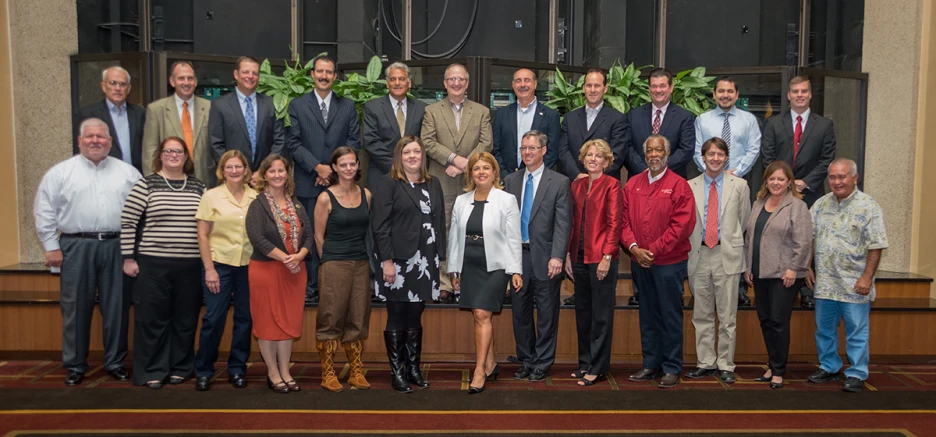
top-left (142, 96), bottom-right (214, 186)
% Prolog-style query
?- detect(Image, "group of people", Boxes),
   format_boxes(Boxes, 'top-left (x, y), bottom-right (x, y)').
top-left (34, 57), bottom-right (885, 396)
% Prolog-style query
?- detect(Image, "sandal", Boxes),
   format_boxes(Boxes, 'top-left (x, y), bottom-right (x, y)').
top-left (578, 374), bottom-right (606, 386)
top-left (571, 369), bottom-right (588, 379)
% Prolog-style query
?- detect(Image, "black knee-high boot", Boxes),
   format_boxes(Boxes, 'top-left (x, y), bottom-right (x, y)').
top-left (384, 330), bottom-right (413, 393)
top-left (405, 328), bottom-right (430, 388)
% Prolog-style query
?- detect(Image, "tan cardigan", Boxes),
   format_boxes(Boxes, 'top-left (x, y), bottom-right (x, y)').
top-left (744, 191), bottom-right (813, 278)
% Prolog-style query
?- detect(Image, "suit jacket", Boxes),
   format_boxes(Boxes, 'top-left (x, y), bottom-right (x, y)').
top-left (208, 92), bottom-right (285, 172)
top-left (744, 191), bottom-right (813, 279)
top-left (624, 102), bottom-right (695, 179)
top-left (421, 98), bottom-right (493, 196)
top-left (362, 95), bottom-right (427, 191)
top-left (687, 173), bottom-right (751, 276)
top-left (371, 174), bottom-right (447, 263)
top-left (504, 167), bottom-right (571, 281)
top-left (558, 105), bottom-right (629, 180)
top-left (568, 174), bottom-right (623, 264)
top-left (142, 96), bottom-right (214, 184)
top-left (73, 100), bottom-right (146, 173)
top-left (285, 92), bottom-right (361, 199)
top-left (761, 111), bottom-right (836, 207)
top-left (447, 188), bottom-right (522, 275)
top-left (492, 102), bottom-right (561, 179)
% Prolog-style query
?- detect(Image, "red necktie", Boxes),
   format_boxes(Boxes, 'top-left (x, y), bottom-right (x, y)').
top-left (705, 181), bottom-right (718, 249)
top-left (652, 109), bottom-right (662, 134)
top-left (793, 115), bottom-right (803, 165)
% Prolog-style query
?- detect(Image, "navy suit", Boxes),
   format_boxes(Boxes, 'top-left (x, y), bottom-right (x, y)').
top-left (73, 100), bottom-right (146, 173)
top-left (624, 102), bottom-right (695, 180)
top-left (557, 105), bottom-right (629, 180)
top-left (362, 95), bottom-right (427, 192)
top-left (208, 92), bottom-right (285, 171)
top-left (492, 102), bottom-right (561, 179)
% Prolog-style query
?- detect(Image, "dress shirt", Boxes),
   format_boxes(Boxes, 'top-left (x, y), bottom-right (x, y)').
top-left (106, 99), bottom-right (132, 165)
top-left (519, 163), bottom-right (545, 243)
top-left (315, 91), bottom-right (334, 115)
top-left (516, 99), bottom-right (538, 168)
top-left (651, 101), bottom-right (670, 124)
top-left (648, 167), bottom-right (668, 184)
top-left (34, 155), bottom-right (142, 251)
top-left (585, 102), bottom-right (604, 131)
top-left (702, 172), bottom-right (724, 240)
top-left (235, 88), bottom-right (257, 130)
top-left (174, 93), bottom-right (195, 131)
top-left (195, 184), bottom-right (258, 266)
top-left (791, 108), bottom-right (810, 131)
top-left (694, 106), bottom-right (761, 177)
top-left (390, 95), bottom-right (407, 121)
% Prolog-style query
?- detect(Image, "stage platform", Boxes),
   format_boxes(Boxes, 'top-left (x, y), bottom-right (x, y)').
top-left (0, 263), bottom-right (933, 364)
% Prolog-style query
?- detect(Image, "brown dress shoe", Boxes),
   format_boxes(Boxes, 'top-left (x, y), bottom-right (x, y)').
top-left (628, 368), bottom-right (662, 382)
top-left (659, 373), bottom-right (680, 388)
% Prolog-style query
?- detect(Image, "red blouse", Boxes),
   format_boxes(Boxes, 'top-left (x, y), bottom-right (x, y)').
top-left (568, 174), bottom-right (624, 264)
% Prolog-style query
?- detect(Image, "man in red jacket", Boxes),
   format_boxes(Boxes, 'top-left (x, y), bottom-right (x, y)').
top-left (621, 134), bottom-right (696, 388)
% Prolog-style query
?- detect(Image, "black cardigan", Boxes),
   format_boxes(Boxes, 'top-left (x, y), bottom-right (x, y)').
top-left (370, 174), bottom-right (447, 263)
top-left (246, 193), bottom-right (315, 261)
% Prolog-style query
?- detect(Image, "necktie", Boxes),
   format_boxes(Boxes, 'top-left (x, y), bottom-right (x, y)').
top-left (652, 109), bottom-right (662, 134)
top-left (721, 113), bottom-right (731, 147)
top-left (793, 115), bottom-right (803, 165)
top-left (244, 97), bottom-right (257, 160)
top-left (396, 102), bottom-right (406, 136)
top-left (321, 101), bottom-right (328, 124)
top-left (704, 180), bottom-right (719, 249)
top-left (521, 174), bottom-right (534, 242)
top-left (454, 105), bottom-right (462, 131)
top-left (181, 101), bottom-right (194, 156)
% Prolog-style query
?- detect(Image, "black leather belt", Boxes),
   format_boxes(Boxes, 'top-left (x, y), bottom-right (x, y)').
top-left (466, 234), bottom-right (484, 241)
top-left (62, 232), bottom-right (120, 240)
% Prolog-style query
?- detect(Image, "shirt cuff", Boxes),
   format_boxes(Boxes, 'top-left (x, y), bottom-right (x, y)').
top-left (628, 243), bottom-right (637, 250)
top-left (41, 238), bottom-right (61, 252)
top-left (447, 153), bottom-right (457, 165)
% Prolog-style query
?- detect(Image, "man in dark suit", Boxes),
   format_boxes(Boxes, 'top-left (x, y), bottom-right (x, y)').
top-left (624, 68), bottom-right (695, 180)
top-left (504, 130), bottom-right (571, 382)
top-left (557, 68), bottom-right (629, 181)
top-left (208, 56), bottom-right (285, 176)
top-left (73, 66), bottom-right (145, 173)
top-left (761, 75), bottom-right (836, 309)
top-left (493, 69), bottom-right (561, 179)
top-left (286, 54), bottom-right (361, 304)
top-left (362, 61), bottom-right (426, 192)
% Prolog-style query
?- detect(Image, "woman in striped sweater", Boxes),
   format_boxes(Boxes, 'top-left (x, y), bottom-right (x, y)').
top-left (121, 137), bottom-right (205, 389)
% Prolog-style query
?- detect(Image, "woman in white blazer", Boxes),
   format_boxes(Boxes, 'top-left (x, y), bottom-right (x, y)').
top-left (448, 152), bottom-right (523, 394)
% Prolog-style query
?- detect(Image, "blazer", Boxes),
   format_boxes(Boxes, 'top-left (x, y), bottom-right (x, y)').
top-left (362, 95), bottom-right (427, 191)
top-left (744, 191), bottom-right (813, 279)
top-left (245, 193), bottom-right (314, 262)
top-left (142, 95), bottom-right (214, 184)
top-left (447, 188), bottom-right (522, 275)
top-left (687, 173), bottom-right (751, 276)
top-left (285, 92), bottom-right (361, 199)
top-left (421, 98), bottom-right (493, 196)
top-left (558, 105), bottom-right (629, 180)
top-left (624, 102), bottom-right (695, 179)
top-left (73, 100), bottom-right (146, 173)
top-left (504, 167), bottom-right (571, 281)
top-left (371, 174), bottom-right (447, 263)
top-left (567, 174), bottom-right (623, 265)
top-left (492, 102), bottom-right (561, 178)
top-left (761, 111), bottom-right (836, 207)
top-left (208, 91), bottom-right (285, 171)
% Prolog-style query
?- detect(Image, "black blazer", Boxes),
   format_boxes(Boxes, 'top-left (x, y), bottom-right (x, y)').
top-left (362, 95), bottom-right (427, 191)
top-left (492, 102), bottom-right (561, 179)
top-left (286, 92), bottom-right (361, 199)
top-left (245, 193), bottom-right (314, 262)
top-left (371, 174), bottom-right (447, 263)
top-left (503, 167), bottom-right (571, 281)
top-left (557, 105), bottom-right (629, 180)
top-left (73, 100), bottom-right (146, 173)
top-left (208, 92), bottom-right (285, 171)
top-left (761, 111), bottom-right (836, 207)
top-left (623, 102), bottom-right (695, 179)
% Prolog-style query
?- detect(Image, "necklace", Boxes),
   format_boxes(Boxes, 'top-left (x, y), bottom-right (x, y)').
top-left (159, 171), bottom-right (187, 192)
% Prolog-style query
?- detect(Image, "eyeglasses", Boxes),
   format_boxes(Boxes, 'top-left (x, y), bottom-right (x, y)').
top-left (519, 146), bottom-right (544, 152)
top-left (105, 80), bottom-right (130, 89)
top-left (224, 165), bottom-right (245, 171)
top-left (445, 77), bottom-right (468, 84)
top-left (162, 149), bottom-right (185, 156)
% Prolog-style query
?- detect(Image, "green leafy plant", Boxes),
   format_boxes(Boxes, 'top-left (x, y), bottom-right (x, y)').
top-left (331, 55), bottom-right (389, 121)
top-left (544, 68), bottom-right (585, 116)
top-left (671, 67), bottom-right (716, 116)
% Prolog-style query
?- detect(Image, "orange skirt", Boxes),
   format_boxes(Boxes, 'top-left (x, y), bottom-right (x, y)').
top-left (249, 260), bottom-right (307, 340)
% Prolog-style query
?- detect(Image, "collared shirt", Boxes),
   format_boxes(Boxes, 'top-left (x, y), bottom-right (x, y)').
top-left (516, 98), bottom-right (538, 168)
top-left (702, 171), bottom-right (724, 240)
top-left (520, 164), bottom-right (545, 243)
top-left (390, 95), bottom-right (407, 121)
top-left (174, 93), bottom-right (195, 131)
top-left (316, 91), bottom-right (334, 115)
top-left (585, 102), bottom-right (603, 131)
top-left (235, 88), bottom-right (257, 130)
top-left (791, 108), bottom-right (810, 131)
top-left (811, 189), bottom-right (888, 303)
top-left (195, 184), bottom-right (258, 266)
top-left (651, 101), bottom-right (670, 124)
top-left (34, 155), bottom-right (142, 252)
top-left (648, 167), bottom-right (667, 184)
top-left (106, 99), bottom-right (132, 165)
top-left (693, 106), bottom-right (761, 177)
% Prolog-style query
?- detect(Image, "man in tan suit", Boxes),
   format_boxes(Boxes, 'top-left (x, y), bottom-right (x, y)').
top-left (685, 137), bottom-right (751, 383)
top-left (142, 61), bottom-right (214, 185)
top-left (422, 63), bottom-right (493, 300)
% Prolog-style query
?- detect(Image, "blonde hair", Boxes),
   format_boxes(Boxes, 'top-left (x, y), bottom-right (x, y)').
top-left (215, 149), bottom-right (252, 184)
top-left (463, 152), bottom-right (503, 192)
top-left (578, 139), bottom-right (614, 172)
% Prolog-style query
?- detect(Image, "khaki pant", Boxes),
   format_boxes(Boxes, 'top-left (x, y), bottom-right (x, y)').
top-left (316, 260), bottom-right (371, 343)
top-left (688, 245), bottom-right (740, 371)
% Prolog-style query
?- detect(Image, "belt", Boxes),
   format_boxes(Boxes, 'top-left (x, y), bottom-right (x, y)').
top-left (465, 234), bottom-right (484, 241)
top-left (62, 232), bottom-right (120, 240)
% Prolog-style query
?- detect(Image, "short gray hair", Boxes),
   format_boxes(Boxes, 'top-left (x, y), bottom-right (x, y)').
top-left (643, 134), bottom-right (670, 155)
top-left (101, 66), bottom-right (131, 83)
top-left (521, 130), bottom-right (548, 148)
top-left (79, 118), bottom-right (111, 137)
top-left (385, 62), bottom-right (410, 79)
top-left (829, 157), bottom-right (858, 176)
top-left (445, 63), bottom-right (469, 81)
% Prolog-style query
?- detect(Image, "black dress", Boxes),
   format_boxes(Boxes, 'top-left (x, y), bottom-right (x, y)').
top-left (459, 201), bottom-right (509, 312)
top-left (375, 181), bottom-right (441, 302)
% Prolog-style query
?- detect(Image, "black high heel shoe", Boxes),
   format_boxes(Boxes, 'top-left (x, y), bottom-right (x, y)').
top-left (578, 374), bottom-right (606, 386)
top-left (770, 378), bottom-right (784, 389)
top-left (487, 364), bottom-right (500, 381)
top-left (754, 374), bottom-right (773, 382)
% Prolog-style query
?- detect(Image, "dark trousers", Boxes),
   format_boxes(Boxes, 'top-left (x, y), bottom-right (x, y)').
top-left (132, 255), bottom-right (202, 385)
top-left (194, 262), bottom-right (252, 378)
top-left (59, 236), bottom-right (129, 373)
top-left (633, 260), bottom-right (687, 375)
top-left (753, 276), bottom-right (802, 376)
top-left (512, 247), bottom-right (563, 371)
top-left (299, 196), bottom-right (321, 296)
top-left (572, 260), bottom-right (618, 375)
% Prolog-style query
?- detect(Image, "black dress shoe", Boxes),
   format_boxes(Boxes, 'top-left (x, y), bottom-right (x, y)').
top-left (168, 375), bottom-right (187, 385)
top-left (528, 368), bottom-right (547, 382)
top-left (800, 295), bottom-right (816, 309)
top-left (514, 365), bottom-right (531, 380)
top-left (807, 368), bottom-right (841, 384)
top-left (628, 368), bottom-right (662, 382)
top-left (562, 296), bottom-right (576, 306)
top-left (659, 373), bottom-right (680, 388)
top-left (627, 295), bottom-right (639, 306)
top-left (146, 381), bottom-right (163, 390)
top-left (770, 379), bottom-right (784, 389)
top-left (738, 293), bottom-right (752, 307)
top-left (684, 367), bottom-right (716, 379)
top-left (228, 373), bottom-right (247, 388)
top-left (467, 384), bottom-right (485, 394)
top-left (195, 376), bottom-right (210, 391)
top-left (842, 376), bottom-right (864, 392)
top-left (64, 371), bottom-right (84, 386)
top-left (106, 367), bottom-right (129, 381)
top-left (719, 370), bottom-right (736, 383)
top-left (753, 375), bottom-right (772, 382)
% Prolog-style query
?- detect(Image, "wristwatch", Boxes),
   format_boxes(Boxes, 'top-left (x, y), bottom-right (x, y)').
top-left (602, 254), bottom-right (612, 261)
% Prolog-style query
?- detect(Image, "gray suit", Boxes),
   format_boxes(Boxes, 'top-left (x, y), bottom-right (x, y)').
top-left (504, 166), bottom-right (571, 372)
top-left (362, 95), bottom-right (427, 192)
top-left (208, 91), bottom-right (285, 171)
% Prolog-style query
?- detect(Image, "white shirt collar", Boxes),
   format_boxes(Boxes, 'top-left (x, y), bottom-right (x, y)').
top-left (791, 108), bottom-right (810, 121)
top-left (523, 163), bottom-right (545, 180)
top-left (174, 93), bottom-right (194, 107)
top-left (648, 167), bottom-right (667, 184)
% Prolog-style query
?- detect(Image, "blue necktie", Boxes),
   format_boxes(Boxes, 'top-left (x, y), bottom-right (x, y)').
top-left (521, 174), bottom-right (534, 242)
top-left (245, 97), bottom-right (257, 160)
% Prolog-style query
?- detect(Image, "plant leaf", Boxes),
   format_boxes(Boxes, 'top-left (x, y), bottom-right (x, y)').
top-left (366, 56), bottom-right (383, 82)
